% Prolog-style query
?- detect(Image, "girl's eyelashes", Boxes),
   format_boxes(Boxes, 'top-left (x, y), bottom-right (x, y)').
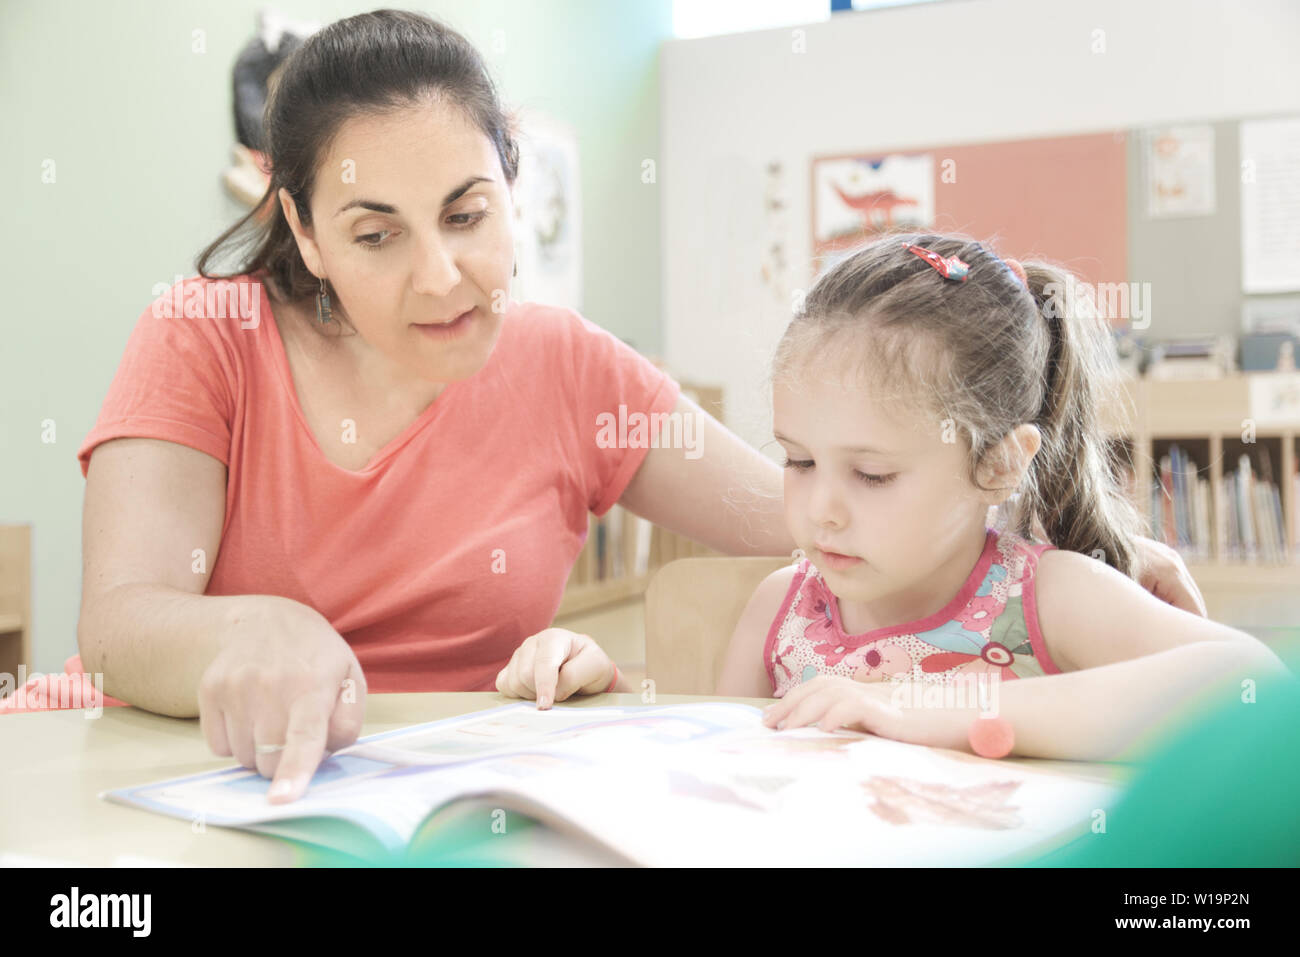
top-left (781, 457), bottom-right (895, 487)
top-left (353, 209), bottom-right (491, 251)
top-left (855, 471), bottom-right (896, 487)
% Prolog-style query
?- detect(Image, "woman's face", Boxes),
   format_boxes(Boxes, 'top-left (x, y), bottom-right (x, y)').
top-left (280, 97), bottom-right (515, 384)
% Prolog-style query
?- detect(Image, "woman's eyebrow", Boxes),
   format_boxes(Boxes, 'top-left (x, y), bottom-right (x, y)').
top-left (333, 176), bottom-right (492, 218)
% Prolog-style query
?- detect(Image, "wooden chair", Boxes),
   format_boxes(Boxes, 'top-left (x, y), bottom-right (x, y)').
top-left (643, 556), bottom-right (790, 695)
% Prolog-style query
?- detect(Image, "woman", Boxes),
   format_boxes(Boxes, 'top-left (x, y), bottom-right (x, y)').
top-left (76, 10), bottom-right (1203, 803)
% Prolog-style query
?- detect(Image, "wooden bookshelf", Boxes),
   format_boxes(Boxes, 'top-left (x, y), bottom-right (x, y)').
top-left (1104, 374), bottom-right (1300, 599)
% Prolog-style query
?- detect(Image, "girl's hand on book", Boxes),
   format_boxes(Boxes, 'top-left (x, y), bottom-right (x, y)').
top-left (198, 595), bottom-right (368, 805)
top-left (496, 628), bottom-right (617, 709)
top-left (760, 676), bottom-right (970, 750)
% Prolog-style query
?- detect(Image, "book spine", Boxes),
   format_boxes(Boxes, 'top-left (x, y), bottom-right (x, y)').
top-left (1196, 476), bottom-right (1211, 561)
top-left (596, 518), bottom-right (607, 581)
top-left (1170, 455), bottom-right (1180, 546)
top-left (1238, 455), bottom-right (1256, 562)
top-left (1225, 473), bottom-right (1238, 561)
top-left (1293, 462), bottom-right (1300, 561)
top-left (1271, 482), bottom-right (1285, 563)
top-left (1214, 474), bottom-right (1226, 561)
top-left (1171, 445), bottom-right (1186, 549)
top-left (1150, 480), bottom-right (1161, 541)
top-left (609, 504), bottom-right (624, 579)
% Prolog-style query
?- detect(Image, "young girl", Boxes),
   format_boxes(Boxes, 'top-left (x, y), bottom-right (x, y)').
top-left (717, 232), bottom-right (1288, 761)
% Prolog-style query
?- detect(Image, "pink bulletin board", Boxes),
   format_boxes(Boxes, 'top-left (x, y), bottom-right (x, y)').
top-left (811, 130), bottom-right (1129, 290)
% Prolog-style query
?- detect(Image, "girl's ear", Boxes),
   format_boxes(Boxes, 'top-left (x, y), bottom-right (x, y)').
top-left (278, 187), bottom-right (324, 278)
top-left (975, 424), bottom-right (1042, 505)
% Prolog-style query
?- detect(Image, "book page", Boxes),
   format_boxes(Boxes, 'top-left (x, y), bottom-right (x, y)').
top-left (101, 703), bottom-right (763, 855)
top-left (512, 724), bottom-right (1120, 866)
top-left (103, 702), bottom-right (1120, 865)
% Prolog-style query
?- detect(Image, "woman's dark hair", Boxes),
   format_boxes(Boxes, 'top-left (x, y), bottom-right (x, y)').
top-left (774, 231), bottom-right (1145, 579)
top-left (197, 9), bottom-right (519, 329)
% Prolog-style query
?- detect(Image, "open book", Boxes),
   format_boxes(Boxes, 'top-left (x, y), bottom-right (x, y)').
top-left (102, 702), bottom-right (1121, 866)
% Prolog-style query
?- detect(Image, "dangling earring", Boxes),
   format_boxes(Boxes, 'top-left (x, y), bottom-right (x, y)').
top-left (512, 259), bottom-right (518, 278)
top-left (316, 276), bottom-right (332, 324)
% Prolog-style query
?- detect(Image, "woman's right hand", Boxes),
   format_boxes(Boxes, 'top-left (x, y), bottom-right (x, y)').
top-left (197, 596), bottom-right (367, 804)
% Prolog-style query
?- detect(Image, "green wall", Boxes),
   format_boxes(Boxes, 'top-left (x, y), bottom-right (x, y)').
top-left (0, 0), bottom-right (672, 673)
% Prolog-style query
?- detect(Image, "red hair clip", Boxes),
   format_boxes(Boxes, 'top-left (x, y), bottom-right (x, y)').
top-left (1002, 257), bottom-right (1028, 288)
top-left (904, 243), bottom-right (969, 282)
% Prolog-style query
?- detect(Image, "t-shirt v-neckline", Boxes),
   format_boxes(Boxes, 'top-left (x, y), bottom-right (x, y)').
top-left (824, 528), bottom-right (999, 644)
top-left (259, 278), bottom-right (458, 476)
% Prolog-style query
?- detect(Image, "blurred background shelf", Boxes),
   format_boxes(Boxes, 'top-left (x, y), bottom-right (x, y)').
top-left (1103, 373), bottom-right (1300, 629)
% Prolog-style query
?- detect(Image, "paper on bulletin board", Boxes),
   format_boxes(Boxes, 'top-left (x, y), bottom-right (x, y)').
top-left (1249, 372), bottom-right (1300, 427)
top-left (812, 153), bottom-right (934, 267)
top-left (1241, 117), bottom-right (1300, 293)
top-left (512, 111), bottom-right (583, 311)
top-left (1144, 125), bottom-right (1215, 218)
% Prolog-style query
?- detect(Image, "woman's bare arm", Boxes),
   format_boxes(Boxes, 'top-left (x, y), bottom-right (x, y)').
top-left (617, 393), bottom-right (796, 556)
top-left (80, 437), bottom-right (365, 802)
top-left (78, 437), bottom-right (239, 716)
top-left (78, 438), bottom-right (320, 716)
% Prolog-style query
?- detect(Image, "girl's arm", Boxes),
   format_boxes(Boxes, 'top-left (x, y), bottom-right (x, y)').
top-left (715, 565), bottom-right (797, 697)
top-left (762, 548), bottom-right (1287, 761)
top-left (1021, 508), bottom-right (1207, 617)
top-left (1005, 548), bottom-right (1289, 760)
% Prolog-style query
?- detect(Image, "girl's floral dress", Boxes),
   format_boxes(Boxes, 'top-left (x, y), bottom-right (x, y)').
top-left (764, 529), bottom-right (1064, 695)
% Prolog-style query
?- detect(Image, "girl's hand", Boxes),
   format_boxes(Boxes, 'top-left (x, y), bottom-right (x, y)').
top-left (495, 628), bottom-right (617, 709)
top-left (761, 676), bottom-right (973, 751)
top-left (1133, 536), bottom-right (1207, 618)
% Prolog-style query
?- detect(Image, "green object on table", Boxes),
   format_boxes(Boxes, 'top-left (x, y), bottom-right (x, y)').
top-left (1028, 628), bottom-right (1300, 867)
top-left (290, 805), bottom-right (546, 867)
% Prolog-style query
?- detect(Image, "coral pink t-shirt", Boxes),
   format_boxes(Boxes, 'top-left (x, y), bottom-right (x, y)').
top-left (76, 274), bottom-right (680, 693)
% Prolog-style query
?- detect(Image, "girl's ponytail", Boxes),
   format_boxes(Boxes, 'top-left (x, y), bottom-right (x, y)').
top-left (1019, 263), bottom-right (1144, 578)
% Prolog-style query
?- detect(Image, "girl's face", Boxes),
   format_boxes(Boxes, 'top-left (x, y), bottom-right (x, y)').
top-left (773, 369), bottom-right (997, 624)
top-left (281, 98), bottom-right (515, 384)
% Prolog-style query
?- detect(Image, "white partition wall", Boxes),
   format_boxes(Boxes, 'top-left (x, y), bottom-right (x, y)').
top-left (660, 0), bottom-right (1300, 453)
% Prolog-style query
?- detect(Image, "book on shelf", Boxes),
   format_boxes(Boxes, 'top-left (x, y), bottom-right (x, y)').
top-left (577, 505), bottom-right (655, 586)
top-left (1153, 443), bottom-right (1297, 564)
top-left (633, 512), bottom-right (653, 576)
top-left (1213, 453), bottom-right (1291, 563)
top-left (1294, 456), bottom-right (1300, 553)
top-left (1151, 444), bottom-right (1211, 561)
